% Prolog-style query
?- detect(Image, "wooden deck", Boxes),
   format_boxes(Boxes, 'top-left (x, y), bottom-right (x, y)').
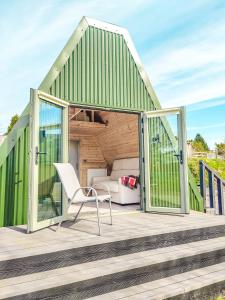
top-left (1, 209), bottom-right (225, 261)
top-left (1, 209), bottom-right (225, 299)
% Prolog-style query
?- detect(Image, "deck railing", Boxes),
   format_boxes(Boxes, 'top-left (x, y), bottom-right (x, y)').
top-left (199, 160), bottom-right (225, 215)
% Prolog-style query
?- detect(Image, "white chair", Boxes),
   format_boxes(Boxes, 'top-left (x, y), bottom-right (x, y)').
top-left (54, 163), bottom-right (112, 236)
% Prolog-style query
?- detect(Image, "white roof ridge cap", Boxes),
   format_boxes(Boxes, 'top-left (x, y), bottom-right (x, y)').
top-left (84, 16), bottom-right (127, 34)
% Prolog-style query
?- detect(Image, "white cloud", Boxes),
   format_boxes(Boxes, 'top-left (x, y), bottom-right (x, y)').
top-left (144, 20), bottom-right (225, 107)
top-left (0, 0), bottom-right (149, 71)
top-left (148, 44), bottom-right (225, 87)
top-left (164, 77), bottom-right (225, 108)
top-left (187, 97), bottom-right (225, 112)
top-left (188, 121), bottom-right (225, 131)
top-left (0, 0), bottom-right (150, 132)
top-left (0, 0), bottom-right (225, 135)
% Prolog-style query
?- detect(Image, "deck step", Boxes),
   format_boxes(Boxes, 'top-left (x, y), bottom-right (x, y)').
top-left (2, 229), bottom-right (225, 299)
top-left (89, 262), bottom-right (225, 299)
top-left (1, 224), bottom-right (225, 280)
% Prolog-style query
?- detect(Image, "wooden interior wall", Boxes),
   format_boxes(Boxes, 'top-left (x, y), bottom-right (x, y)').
top-left (69, 107), bottom-right (139, 186)
top-left (69, 133), bottom-right (106, 186)
top-left (69, 107), bottom-right (106, 186)
top-left (96, 112), bottom-right (139, 165)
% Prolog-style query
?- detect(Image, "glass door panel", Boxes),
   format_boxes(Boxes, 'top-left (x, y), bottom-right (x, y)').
top-left (28, 90), bottom-right (68, 232)
top-left (38, 100), bottom-right (63, 221)
top-left (144, 107), bottom-right (188, 213)
top-left (149, 114), bottom-right (180, 208)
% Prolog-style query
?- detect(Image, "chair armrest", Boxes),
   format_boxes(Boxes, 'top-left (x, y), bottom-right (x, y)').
top-left (92, 183), bottom-right (111, 196)
top-left (71, 186), bottom-right (98, 202)
top-left (92, 176), bottom-right (110, 184)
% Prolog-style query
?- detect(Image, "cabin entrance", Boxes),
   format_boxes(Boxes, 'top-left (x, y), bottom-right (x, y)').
top-left (28, 90), bottom-right (188, 233)
top-left (68, 106), bottom-right (142, 214)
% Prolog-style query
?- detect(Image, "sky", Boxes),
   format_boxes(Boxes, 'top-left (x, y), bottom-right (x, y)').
top-left (0, 0), bottom-right (225, 149)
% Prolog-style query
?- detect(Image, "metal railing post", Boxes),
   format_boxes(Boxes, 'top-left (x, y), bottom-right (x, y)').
top-left (221, 182), bottom-right (225, 214)
top-left (217, 178), bottom-right (223, 215)
top-left (199, 160), bottom-right (225, 215)
top-left (199, 161), bottom-right (205, 200)
top-left (208, 170), bottom-right (214, 209)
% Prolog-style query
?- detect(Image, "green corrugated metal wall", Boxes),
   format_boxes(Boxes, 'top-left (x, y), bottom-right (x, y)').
top-left (0, 126), bottom-right (29, 227)
top-left (47, 27), bottom-right (153, 112)
top-left (0, 20), bottom-right (203, 228)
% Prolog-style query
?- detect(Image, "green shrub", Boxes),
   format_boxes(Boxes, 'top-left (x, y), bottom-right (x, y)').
top-left (188, 158), bottom-right (225, 183)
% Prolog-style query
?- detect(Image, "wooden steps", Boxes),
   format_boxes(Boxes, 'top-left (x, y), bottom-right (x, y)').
top-left (0, 220), bottom-right (225, 300)
top-left (2, 215), bottom-right (225, 299)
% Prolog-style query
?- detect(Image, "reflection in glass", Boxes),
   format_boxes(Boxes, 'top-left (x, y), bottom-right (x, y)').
top-left (38, 100), bottom-right (63, 221)
top-left (149, 114), bottom-right (181, 208)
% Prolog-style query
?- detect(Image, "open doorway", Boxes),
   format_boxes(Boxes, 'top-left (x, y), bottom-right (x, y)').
top-left (68, 106), bottom-right (141, 215)
top-left (69, 141), bottom-right (80, 178)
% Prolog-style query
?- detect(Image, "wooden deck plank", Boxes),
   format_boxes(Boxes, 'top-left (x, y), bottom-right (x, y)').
top-left (1, 223), bottom-right (225, 279)
top-left (1, 211), bottom-right (225, 261)
top-left (1, 236), bottom-right (225, 290)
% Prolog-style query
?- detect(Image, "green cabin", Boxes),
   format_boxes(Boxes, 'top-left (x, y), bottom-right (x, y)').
top-left (0, 17), bottom-right (203, 231)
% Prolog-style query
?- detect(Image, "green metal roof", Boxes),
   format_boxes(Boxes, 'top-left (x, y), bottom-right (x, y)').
top-left (39, 17), bottom-right (161, 112)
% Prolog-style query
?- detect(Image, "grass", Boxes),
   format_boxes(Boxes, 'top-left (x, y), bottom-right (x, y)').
top-left (216, 296), bottom-right (225, 300)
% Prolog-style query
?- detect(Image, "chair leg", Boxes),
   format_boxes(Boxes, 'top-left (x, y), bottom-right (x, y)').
top-left (96, 199), bottom-right (101, 236)
top-left (109, 197), bottom-right (112, 225)
top-left (74, 202), bottom-right (84, 223)
top-left (57, 220), bottom-right (62, 231)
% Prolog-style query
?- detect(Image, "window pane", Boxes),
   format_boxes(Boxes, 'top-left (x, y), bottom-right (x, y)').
top-left (38, 100), bottom-right (63, 221)
top-left (148, 114), bottom-right (181, 208)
